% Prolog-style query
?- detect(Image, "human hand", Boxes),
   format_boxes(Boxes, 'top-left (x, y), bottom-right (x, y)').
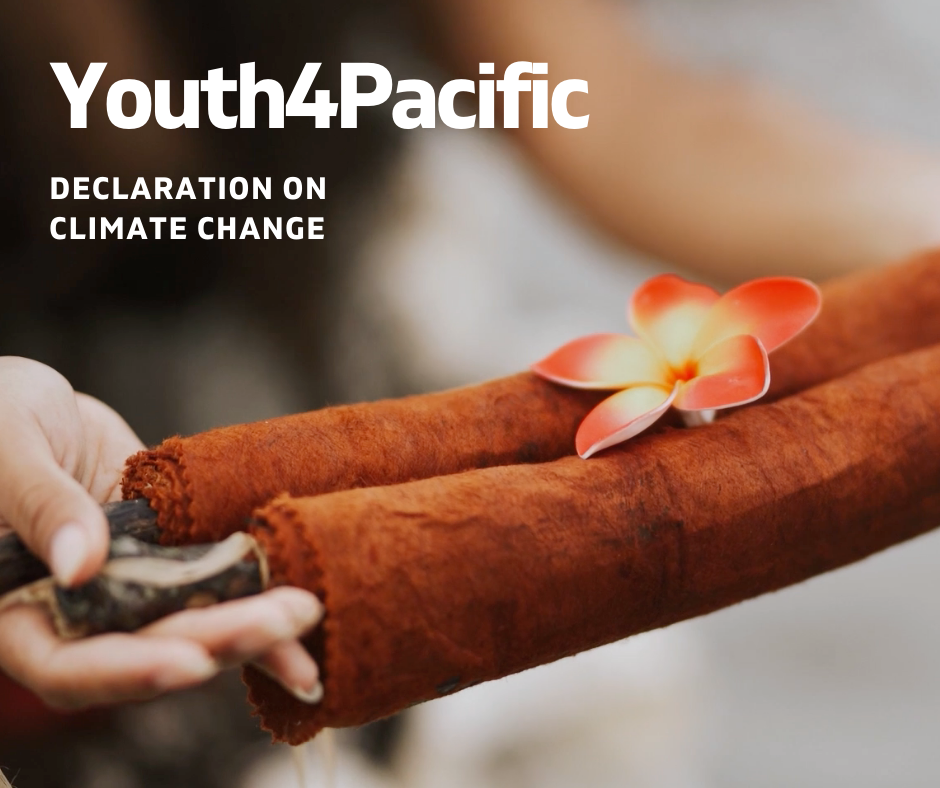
top-left (0, 356), bottom-right (323, 709)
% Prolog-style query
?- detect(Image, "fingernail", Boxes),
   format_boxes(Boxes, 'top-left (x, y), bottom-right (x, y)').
top-left (291, 681), bottom-right (324, 705)
top-left (50, 522), bottom-right (89, 587)
top-left (154, 654), bottom-right (219, 690)
top-left (249, 662), bottom-right (324, 705)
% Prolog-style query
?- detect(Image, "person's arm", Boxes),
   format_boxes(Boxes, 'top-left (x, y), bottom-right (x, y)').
top-left (421, 0), bottom-right (940, 281)
top-left (0, 357), bottom-right (323, 710)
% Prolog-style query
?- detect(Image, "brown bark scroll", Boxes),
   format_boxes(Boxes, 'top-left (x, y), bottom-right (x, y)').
top-left (766, 248), bottom-right (940, 399)
top-left (244, 342), bottom-right (940, 744)
top-left (124, 374), bottom-right (605, 545)
top-left (123, 249), bottom-right (940, 547)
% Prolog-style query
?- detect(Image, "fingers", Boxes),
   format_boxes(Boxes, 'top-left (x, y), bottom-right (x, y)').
top-left (253, 640), bottom-right (323, 704)
top-left (0, 416), bottom-right (110, 587)
top-left (0, 440), bottom-right (110, 586)
top-left (140, 588), bottom-right (324, 701)
top-left (140, 587), bottom-right (322, 658)
top-left (0, 589), bottom-right (324, 711)
top-left (0, 358), bottom-right (111, 586)
top-left (74, 393), bottom-right (146, 503)
top-left (0, 589), bottom-right (324, 710)
top-left (0, 360), bottom-right (147, 587)
top-left (0, 359), bottom-right (325, 711)
top-left (0, 605), bottom-right (219, 710)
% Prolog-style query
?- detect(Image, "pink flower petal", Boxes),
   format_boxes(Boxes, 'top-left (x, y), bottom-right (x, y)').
top-left (629, 275), bottom-right (720, 368)
top-left (692, 277), bottom-right (822, 357)
top-left (674, 334), bottom-right (769, 412)
top-left (532, 334), bottom-right (669, 389)
top-left (576, 384), bottom-right (678, 458)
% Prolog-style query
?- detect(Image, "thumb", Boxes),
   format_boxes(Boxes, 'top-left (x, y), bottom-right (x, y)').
top-left (0, 427), bottom-right (110, 587)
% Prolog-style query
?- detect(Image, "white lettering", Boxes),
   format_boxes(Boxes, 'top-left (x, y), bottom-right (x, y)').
top-left (552, 80), bottom-right (589, 129)
top-left (51, 63), bottom-right (107, 128)
top-left (341, 63), bottom-right (392, 129)
top-left (155, 79), bottom-right (200, 129)
top-left (393, 80), bottom-right (436, 130)
top-left (201, 68), bottom-right (238, 129)
top-left (107, 79), bottom-right (152, 129)
top-left (439, 79), bottom-right (476, 130)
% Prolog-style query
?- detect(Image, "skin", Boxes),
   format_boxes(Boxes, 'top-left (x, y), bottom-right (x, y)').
top-left (422, 0), bottom-right (940, 281)
top-left (0, 357), bottom-right (323, 710)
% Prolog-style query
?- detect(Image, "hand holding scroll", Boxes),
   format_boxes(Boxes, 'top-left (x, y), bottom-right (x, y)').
top-left (0, 357), bottom-right (323, 709)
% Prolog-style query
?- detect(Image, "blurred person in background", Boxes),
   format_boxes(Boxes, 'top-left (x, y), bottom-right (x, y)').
top-left (3, 0), bottom-right (940, 786)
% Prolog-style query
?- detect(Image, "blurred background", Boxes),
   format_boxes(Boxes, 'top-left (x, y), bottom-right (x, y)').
top-left (3, 0), bottom-right (940, 785)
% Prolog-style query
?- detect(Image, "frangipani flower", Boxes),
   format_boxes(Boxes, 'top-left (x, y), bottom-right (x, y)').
top-left (532, 274), bottom-right (822, 458)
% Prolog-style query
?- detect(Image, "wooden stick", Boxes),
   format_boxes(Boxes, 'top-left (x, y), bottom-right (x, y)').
top-left (0, 500), bottom-right (159, 597)
top-left (0, 533), bottom-right (266, 638)
top-left (54, 533), bottom-right (266, 637)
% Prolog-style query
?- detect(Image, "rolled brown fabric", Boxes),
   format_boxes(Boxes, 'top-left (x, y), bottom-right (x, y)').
top-left (123, 375), bottom-right (605, 544)
top-left (124, 249), bottom-right (940, 545)
top-left (245, 342), bottom-right (940, 744)
top-left (766, 249), bottom-right (940, 399)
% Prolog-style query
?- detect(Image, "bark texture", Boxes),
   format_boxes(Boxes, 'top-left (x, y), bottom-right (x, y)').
top-left (244, 343), bottom-right (940, 743)
top-left (123, 374), bottom-right (606, 544)
top-left (123, 250), bottom-right (940, 547)
top-left (54, 535), bottom-right (265, 637)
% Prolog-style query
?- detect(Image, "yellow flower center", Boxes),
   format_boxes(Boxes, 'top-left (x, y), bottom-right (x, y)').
top-left (666, 359), bottom-right (699, 385)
